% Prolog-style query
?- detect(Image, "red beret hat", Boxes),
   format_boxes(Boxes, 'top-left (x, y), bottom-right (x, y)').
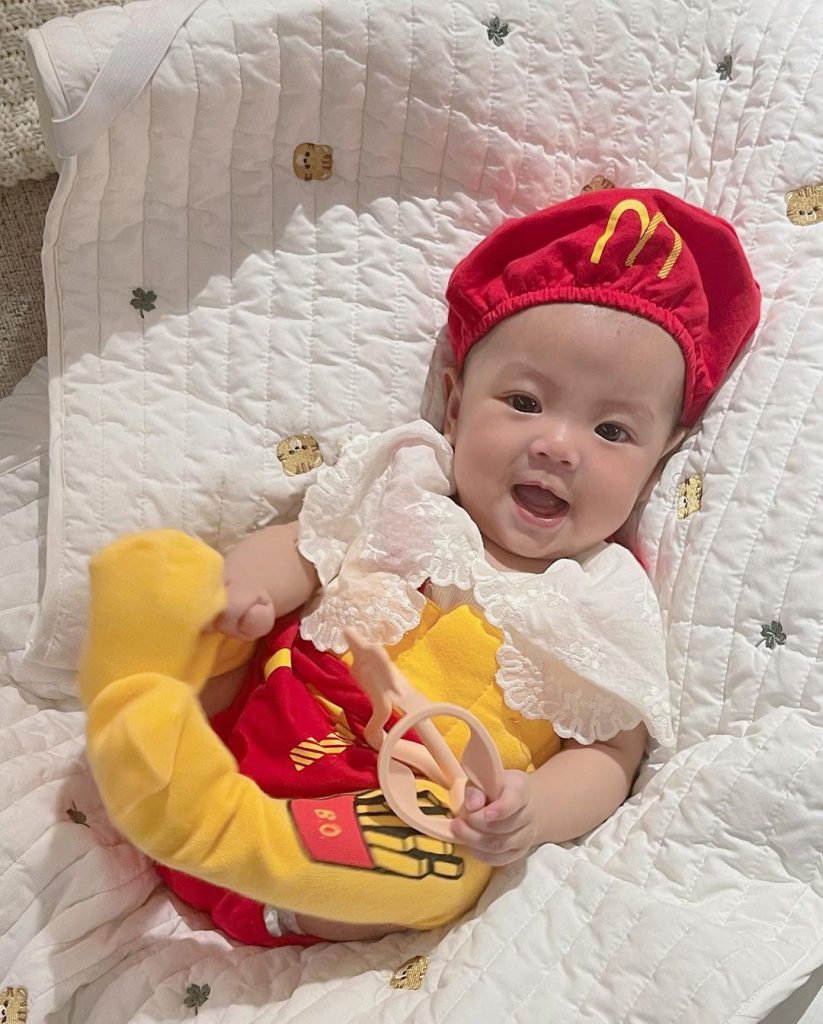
top-left (446, 188), bottom-right (761, 424)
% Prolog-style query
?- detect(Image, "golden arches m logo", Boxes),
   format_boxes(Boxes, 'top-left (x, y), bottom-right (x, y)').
top-left (590, 199), bottom-right (683, 280)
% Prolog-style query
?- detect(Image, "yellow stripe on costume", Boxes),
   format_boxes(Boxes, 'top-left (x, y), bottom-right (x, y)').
top-left (263, 648), bottom-right (292, 677)
top-left (289, 724), bottom-right (356, 771)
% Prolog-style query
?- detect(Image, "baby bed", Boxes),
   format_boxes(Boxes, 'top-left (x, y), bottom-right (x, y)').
top-left (2, 0), bottom-right (823, 1020)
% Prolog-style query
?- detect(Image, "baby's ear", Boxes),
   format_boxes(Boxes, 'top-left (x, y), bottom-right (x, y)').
top-left (442, 367), bottom-right (462, 444)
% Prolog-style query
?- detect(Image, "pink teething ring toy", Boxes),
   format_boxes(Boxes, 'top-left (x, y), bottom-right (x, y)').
top-left (344, 629), bottom-right (504, 842)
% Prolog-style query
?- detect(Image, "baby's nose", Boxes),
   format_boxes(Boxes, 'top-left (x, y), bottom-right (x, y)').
top-left (529, 420), bottom-right (579, 466)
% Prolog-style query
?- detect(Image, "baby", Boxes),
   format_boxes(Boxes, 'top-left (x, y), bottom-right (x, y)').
top-left (77, 187), bottom-right (760, 946)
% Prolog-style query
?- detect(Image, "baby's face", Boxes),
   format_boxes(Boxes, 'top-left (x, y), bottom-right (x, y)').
top-left (443, 303), bottom-right (686, 572)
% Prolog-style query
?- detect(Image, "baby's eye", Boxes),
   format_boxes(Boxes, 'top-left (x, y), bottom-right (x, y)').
top-left (595, 422), bottom-right (628, 443)
top-left (508, 394), bottom-right (541, 414)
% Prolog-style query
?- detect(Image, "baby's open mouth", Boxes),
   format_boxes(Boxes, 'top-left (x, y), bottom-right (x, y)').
top-left (512, 484), bottom-right (569, 519)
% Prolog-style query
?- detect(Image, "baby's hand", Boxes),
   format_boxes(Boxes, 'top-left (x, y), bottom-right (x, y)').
top-left (450, 769), bottom-right (539, 866)
top-left (211, 575), bottom-right (275, 640)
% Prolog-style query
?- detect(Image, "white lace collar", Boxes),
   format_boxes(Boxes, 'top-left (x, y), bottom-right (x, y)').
top-left (298, 420), bottom-right (674, 747)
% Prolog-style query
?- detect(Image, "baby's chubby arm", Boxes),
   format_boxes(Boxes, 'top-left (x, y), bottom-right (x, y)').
top-left (212, 521), bottom-right (319, 639)
top-left (451, 723), bottom-right (647, 866)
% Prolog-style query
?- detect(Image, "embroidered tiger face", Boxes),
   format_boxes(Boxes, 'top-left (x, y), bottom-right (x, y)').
top-left (785, 184), bottom-right (823, 227)
top-left (293, 143), bottom-right (334, 181)
top-left (276, 434), bottom-right (324, 476)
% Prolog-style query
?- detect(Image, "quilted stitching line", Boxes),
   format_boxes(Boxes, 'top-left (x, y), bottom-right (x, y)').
top-left (715, 725), bottom-right (823, 928)
top-left (712, 234), bottom-right (823, 712)
top-left (639, 744), bottom-right (730, 892)
top-left (712, 364), bottom-right (814, 724)
top-left (499, 872), bottom-right (638, 1023)
top-left (639, 0), bottom-right (684, 180)
top-left (75, 12), bottom-right (109, 648)
top-left (750, 1), bottom-right (823, 246)
top-left (438, 858), bottom-right (578, 1020)
top-left (548, 0), bottom-right (574, 202)
top-left (35, 152), bottom-right (78, 660)
top-left (388, 1), bottom-right (416, 426)
top-left (612, 734), bottom-right (818, 1023)
top-left (606, 0), bottom-right (645, 195)
top-left (595, 735), bottom-right (716, 883)
top-left (750, 379), bottom-right (823, 717)
top-left (505, 0), bottom-right (536, 214)
top-left (592, 731), bottom-right (737, 889)
top-left (551, 894), bottom-right (652, 1022)
top-left (741, 0), bottom-right (819, 245)
top-left (511, 0), bottom-right (536, 212)
top-left (307, 4), bottom-right (326, 438)
top-left (668, 888), bottom-right (816, 1024)
top-left (665, 0), bottom-right (705, 188)
top-left (212, 0), bottom-right (245, 544)
top-left (262, 7), bottom-right (282, 523)
top-left (92, 125), bottom-right (113, 659)
top-left (573, 0), bottom-right (608, 182)
top-left (427, 0), bottom-right (459, 344)
top-left (347, 0), bottom-right (365, 442)
top-left (666, 0), bottom-right (805, 734)
top-left (613, 913), bottom-right (700, 1023)
top-left (669, 280), bottom-right (799, 741)
top-left (702, 0), bottom-right (748, 187)
top-left (138, 47), bottom-right (154, 531)
top-left (55, 87), bottom-right (118, 661)
top-left (180, 23), bottom-right (200, 531)
top-left (471, 0), bottom-right (501, 237)
top-left (680, 711), bottom-right (786, 901)
top-left (793, 581), bottom-right (823, 712)
top-left (735, 910), bottom-right (823, 1019)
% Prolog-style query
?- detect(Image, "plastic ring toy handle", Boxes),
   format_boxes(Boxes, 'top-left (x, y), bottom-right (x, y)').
top-left (377, 701), bottom-right (504, 842)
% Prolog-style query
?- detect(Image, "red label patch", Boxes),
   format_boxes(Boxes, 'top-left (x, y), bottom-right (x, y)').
top-left (289, 794), bottom-right (375, 869)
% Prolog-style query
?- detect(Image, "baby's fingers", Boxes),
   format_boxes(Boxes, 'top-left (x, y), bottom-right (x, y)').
top-left (460, 774), bottom-right (530, 833)
top-left (211, 591), bottom-right (274, 640)
top-left (236, 595), bottom-right (276, 639)
top-left (450, 816), bottom-right (531, 865)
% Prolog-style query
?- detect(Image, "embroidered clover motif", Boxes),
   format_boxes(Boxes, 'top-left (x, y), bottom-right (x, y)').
top-left (484, 15), bottom-right (510, 46)
top-left (66, 800), bottom-right (90, 827)
top-left (756, 620), bottom-right (786, 650)
top-left (716, 54), bottom-right (733, 80)
top-left (130, 287), bottom-right (157, 319)
top-left (184, 983), bottom-right (211, 1016)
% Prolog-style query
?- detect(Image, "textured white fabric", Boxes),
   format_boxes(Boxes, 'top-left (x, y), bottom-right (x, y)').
top-left (298, 419), bottom-right (674, 745)
top-left (4, 0), bottom-right (823, 1022)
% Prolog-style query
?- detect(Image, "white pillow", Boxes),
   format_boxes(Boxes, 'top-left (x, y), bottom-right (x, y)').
top-left (17, 0), bottom-right (820, 712)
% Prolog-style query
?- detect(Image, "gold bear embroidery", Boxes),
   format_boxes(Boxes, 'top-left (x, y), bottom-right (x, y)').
top-left (293, 142), bottom-right (334, 181)
top-left (785, 184), bottom-right (823, 227)
top-left (276, 434), bottom-right (324, 476)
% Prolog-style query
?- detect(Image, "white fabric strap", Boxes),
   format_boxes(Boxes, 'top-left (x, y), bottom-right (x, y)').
top-left (51, 0), bottom-right (211, 159)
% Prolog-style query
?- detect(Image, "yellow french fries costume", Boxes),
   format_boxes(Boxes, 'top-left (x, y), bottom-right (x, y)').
top-left (78, 421), bottom-right (672, 945)
top-left (77, 529), bottom-right (559, 943)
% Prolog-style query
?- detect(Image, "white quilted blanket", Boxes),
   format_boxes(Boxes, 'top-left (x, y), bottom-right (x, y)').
top-left (3, 0), bottom-right (823, 1020)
